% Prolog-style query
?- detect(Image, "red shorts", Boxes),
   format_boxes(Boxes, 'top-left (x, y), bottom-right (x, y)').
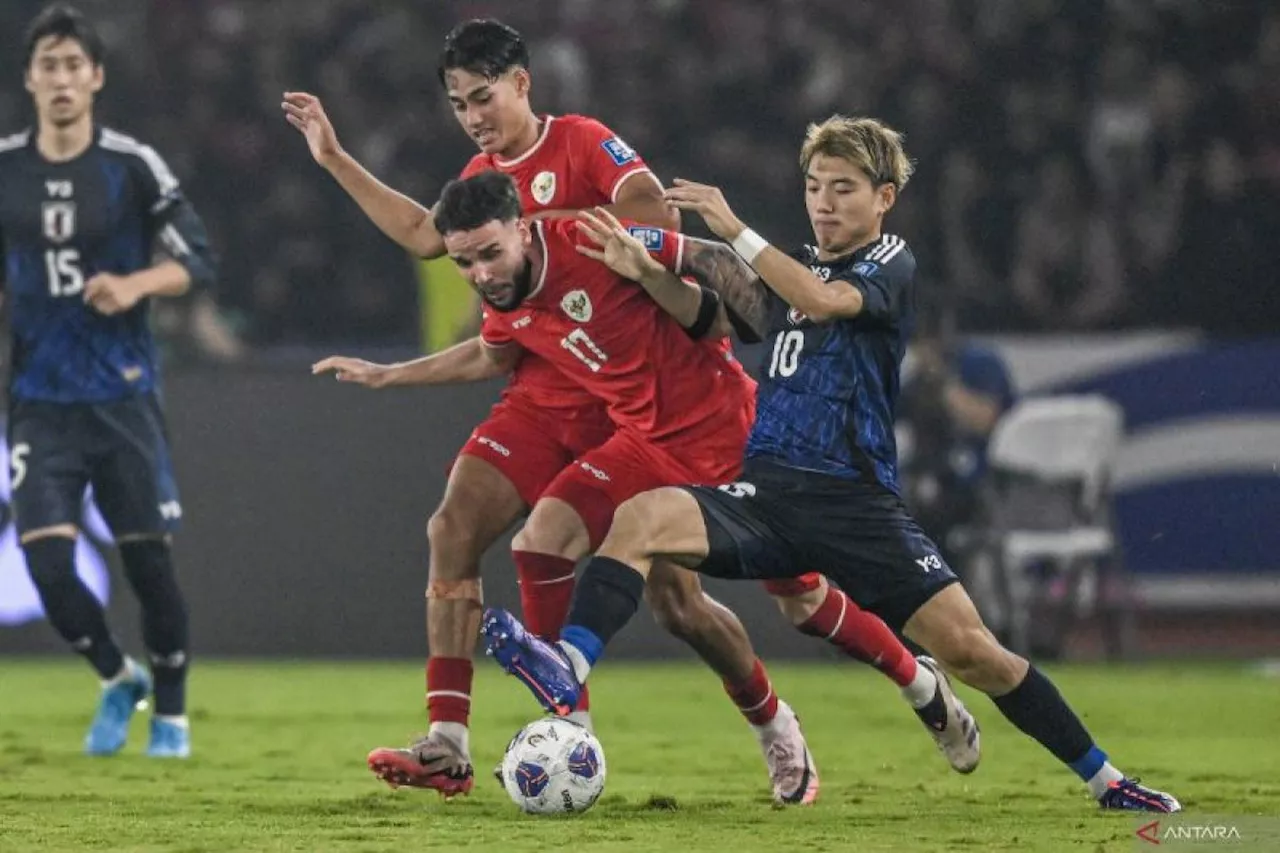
top-left (539, 427), bottom-right (738, 547)
top-left (457, 398), bottom-right (614, 508)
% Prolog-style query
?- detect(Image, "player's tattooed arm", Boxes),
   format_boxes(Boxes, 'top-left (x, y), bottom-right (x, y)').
top-left (679, 238), bottom-right (769, 343)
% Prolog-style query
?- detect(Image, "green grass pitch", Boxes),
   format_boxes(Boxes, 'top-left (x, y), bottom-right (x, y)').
top-left (0, 658), bottom-right (1276, 852)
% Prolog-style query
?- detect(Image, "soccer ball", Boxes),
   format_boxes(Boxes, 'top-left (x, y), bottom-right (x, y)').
top-left (500, 718), bottom-right (606, 815)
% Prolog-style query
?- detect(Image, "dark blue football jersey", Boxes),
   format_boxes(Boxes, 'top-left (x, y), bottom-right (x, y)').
top-left (744, 234), bottom-right (916, 490)
top-left (0, 127), bottom-right (215, 403)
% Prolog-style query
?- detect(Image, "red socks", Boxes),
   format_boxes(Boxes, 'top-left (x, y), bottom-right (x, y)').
top-left (426, 657), bottom-right (473, 725)
top-left (723, 658), bottom-right (780, 726)
top-left (797, 585), bottom-right (918, 687)
top-left (515, 550), bottom-right (590, 713)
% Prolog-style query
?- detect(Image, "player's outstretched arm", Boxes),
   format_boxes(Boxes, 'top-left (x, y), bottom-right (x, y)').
top-left (575, 208), bottom-right (730, 339)
top-left (283, 91), bottom-right (446, 259)
top-left (667, 179), bottom-right (864, 322)
top-left (311, 336), bottom-right (520, 388)
top-left (677, 237), bottom-right (771, 341)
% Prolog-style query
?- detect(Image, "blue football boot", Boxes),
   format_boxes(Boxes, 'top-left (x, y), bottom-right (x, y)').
top-left (145, 717), bottom-right (191, 759)
top-left (481, 608), bottom-right (580, 715)
top-left (84, 659), bottom-right (151, 756)
top-left (1099, 778), bottom-right (1182, 813)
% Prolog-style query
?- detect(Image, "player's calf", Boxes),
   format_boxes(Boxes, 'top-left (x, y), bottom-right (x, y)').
top-left (119, 539), bottom-right (190, 723)
top-left (22, 535), bottom-right (126, 680)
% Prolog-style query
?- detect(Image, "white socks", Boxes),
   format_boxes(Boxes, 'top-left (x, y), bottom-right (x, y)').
top-left (429, 721), bottom-right (470, 757)
top-left (558, 641), bottom-right (592, 684)
top-left (901, 661), bottom-right (939, 709)
top-left (565, 710), bottom-right (595, 733)
top-left (1087, 762), bottom-right (1125, 798)
top-left (102, 657), bottom-right (140, 689)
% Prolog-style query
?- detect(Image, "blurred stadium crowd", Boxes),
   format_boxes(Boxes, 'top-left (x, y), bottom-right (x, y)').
top-left (1, 0), bottom-right (1277, 352)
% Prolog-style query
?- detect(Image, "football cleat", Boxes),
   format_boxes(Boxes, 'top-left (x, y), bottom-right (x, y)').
top-left (481, 608), bottom-right (580, 716)
top-left (367, 730), bottom-right (474, 798)
top-left (1099, 778), bottom-right (1182, 813)
top-left (758, 701), bottom-right (819, 805)
top-left (145, 718), bottom-right (191, 759)
top-left (84, 660), bottom-right (151, 756)
top-left (913, 656), bottom-right (980, 774)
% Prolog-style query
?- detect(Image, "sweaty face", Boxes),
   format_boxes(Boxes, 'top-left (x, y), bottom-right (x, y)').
top-left (444, 218), bottom-right (535, 311)
top-left (25, 36), bottom-right (102, 129)
top-left (445, 67), bottom-right (530, 157)
top-left (804, 153), bottom-right (895, 257)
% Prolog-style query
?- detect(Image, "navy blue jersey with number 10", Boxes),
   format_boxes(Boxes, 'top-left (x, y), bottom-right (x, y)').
top-left (0, 126), bottom-right (216, 403)
top-left (744, 234), bottom-right (917, 491)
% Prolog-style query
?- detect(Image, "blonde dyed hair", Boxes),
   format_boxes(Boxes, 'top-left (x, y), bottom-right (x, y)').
top-left (799, 115), bottom-right (914, 191)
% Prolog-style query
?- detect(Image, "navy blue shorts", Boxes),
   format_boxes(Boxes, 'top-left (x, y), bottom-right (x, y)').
top-left (683, 459), bottom-right (958, 632)
top-left (7, 394), bottom-right (181, 538)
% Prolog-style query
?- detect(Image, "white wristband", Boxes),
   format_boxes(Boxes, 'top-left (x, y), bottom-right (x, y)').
top-left (730, 228), bottom-right (769, 266)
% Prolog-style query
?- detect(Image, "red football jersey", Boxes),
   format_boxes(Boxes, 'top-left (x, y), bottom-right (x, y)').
top-left (480, 219), bottom-right (756, 444)
top-left (460, 115), bottom-right (658, 413)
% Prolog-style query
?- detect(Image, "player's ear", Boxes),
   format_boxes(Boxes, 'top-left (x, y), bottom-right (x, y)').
top-left (90, 62), bottom-right (105, 95)
top-left (516, 218), bottom-right (532, 246)
top-left (512, 67), bottom-right (532, 99)
top-left (876, 182), bottom-right (897, 216)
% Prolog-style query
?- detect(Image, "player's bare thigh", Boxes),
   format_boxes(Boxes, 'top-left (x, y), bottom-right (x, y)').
top-left (511, 497), bottom-right (592, 561)
top-left (427, 454), bottom-right (526, 584)
top-left (599, 487), bottom-right (712, 571)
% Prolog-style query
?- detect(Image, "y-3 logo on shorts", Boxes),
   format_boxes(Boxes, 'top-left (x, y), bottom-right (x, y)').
top-left (916, 554), bottom-right (943, 573)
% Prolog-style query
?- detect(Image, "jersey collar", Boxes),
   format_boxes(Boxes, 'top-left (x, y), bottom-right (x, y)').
top-left (494, 115), bottom-right (556, 168)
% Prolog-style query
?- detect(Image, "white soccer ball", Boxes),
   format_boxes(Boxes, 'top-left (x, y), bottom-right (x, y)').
top-left (500, 717), bottom-right (606, 815)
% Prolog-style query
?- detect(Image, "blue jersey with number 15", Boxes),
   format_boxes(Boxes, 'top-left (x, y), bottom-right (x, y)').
top-left (0, 126), bottom-right (216, 403)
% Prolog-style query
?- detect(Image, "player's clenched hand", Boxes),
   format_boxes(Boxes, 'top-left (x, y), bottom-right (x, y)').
top-left (84, 273), bottom-right (142, 316)
top-left (282, 92), bottom-right (342, 167)
top-left (574, 207), bottom-right (663, 282)
top-left (311, 356), bottom-right (396, 388)
top-left (664, 179), bottom-right (748, 242)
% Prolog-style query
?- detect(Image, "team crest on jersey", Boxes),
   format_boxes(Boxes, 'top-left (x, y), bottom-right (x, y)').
top-left (627, 226), bottom-right (664, 252)
top-left (788, 307), bottom-right (808, 326)
top-left (561, 289), bottom-right (593, 323)
top-left (42, 202), bottom-right (77, 244)
top-left (531, 170), bottom-right (557, 205)
top-left (601, 136), bottom-right (637, 166)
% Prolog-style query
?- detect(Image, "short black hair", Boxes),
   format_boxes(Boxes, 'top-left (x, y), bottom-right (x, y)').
top-left (24, 5), bottom-right (104, 69)
top-left (437, 18), bottom-right (529, 86)
top-left (435, 171), bottom-right (523, 235)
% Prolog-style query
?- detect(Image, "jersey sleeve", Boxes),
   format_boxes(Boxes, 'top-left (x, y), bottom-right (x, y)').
top-left (833, 238), bottom-right (916, 327)
top-left (479, 308), bottom-right (514, 348)
top-left (621, 223), bottom-right (684, 272)
top-left (570, 117), bottom-right (656, 203)
top-left (129, 143), bottom-right (218, 291)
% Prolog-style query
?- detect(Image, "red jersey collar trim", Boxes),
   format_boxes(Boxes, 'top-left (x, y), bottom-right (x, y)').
top-left (528, 221), bottom-right (550, 300)
top-left (495, 115), bottom-right (555, 167)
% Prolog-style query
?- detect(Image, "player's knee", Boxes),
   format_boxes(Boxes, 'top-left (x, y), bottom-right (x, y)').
top-left (773, 588), bottom-right (826, 626)
top-left (929, 623), bottom-right (1019, 689)
top-left (20, 535), bottom-right (76, 590)
top-left (511, 500), bottom-right (590, 559)
top-left (426, 502), bottom-right (485, 566)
